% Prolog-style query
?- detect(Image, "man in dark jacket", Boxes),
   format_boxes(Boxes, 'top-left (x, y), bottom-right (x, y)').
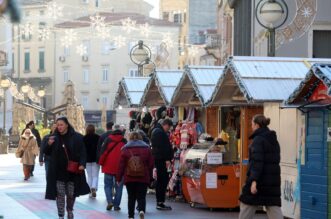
top-left (239, 115), bottom-right (282, 219)
top-left (96, 121), bottom-right (114, 163)
top-left (39, 123), bottom-right (57, 180)
top-left (151, 118), bottom-right (173, 210)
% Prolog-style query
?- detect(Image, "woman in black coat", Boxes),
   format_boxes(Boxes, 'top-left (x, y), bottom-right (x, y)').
top-left (239, 114), bottom-right (283, 219)
top-left (44, 117), bottom-right (90, 219)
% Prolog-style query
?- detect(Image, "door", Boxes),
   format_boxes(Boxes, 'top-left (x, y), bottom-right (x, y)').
top-left (301, 110), bottom-right (327, 219)
top-left (239, 106), bottom-right (263, 188)
top-left (206, 106), bottom-right (219, 138)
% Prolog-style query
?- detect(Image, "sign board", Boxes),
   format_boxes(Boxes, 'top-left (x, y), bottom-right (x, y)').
top-left (207, 153), bottom-right (223, 164)
top-left (206, 172), bottom-right (217, 189)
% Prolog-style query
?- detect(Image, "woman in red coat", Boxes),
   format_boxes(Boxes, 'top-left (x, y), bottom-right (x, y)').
top-left (117, 131), bottom-right (154, 219)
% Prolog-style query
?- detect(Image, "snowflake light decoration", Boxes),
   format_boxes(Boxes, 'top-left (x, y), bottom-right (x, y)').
top-left (76, 44), bottom-right (88, 56)
top-left (38, 27), bottom-right (51, 41)
top-left (90, 14), bottom-right (106, 31)
top-left (97, 26), bottom-right (111, 39)
top-left (61, 29), bottom-right (77, 48)
top-left (140, 23), bottom-right (151, 37)
top-left (121, 17), bottom-right (136, 33)
top-left (113, 35), bottom-right (126, 48)
top-left (161, 33), bottom-right (174, 48)
top-left (21, 23), bottom-right (34, 37)
top-left (46, 2), bottom-right (63, 20)
top-left (189, 46), bottom-right (199, 57)
top-left (301, 7), bottom-right (312, 18)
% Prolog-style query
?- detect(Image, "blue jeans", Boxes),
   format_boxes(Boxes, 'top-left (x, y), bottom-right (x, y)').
top-left (104, 174), bottom-right (123, 207)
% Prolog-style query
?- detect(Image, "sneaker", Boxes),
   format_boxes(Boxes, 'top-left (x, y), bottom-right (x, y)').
top-left (156, 203), bottom-right (172, 210)
top-left (139, 211), bottom-right (145, 219)
top-left (106, 203), bottom-right (113, 211)
top-left (91, 188), bottom-right (96, 198)
top-left (114, 206), bottom-right (121, 211)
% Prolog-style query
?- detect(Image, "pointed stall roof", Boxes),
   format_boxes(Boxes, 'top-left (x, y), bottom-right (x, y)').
top-left (114, 76), bottom-right (150, 108)
top-left (285, 63), bottom-right (331, 105)
top-left (170, 65), bottom-right (224, 107)
top-left (210, 56), bottom-right (331, 106)
top-left (140, 70), bottom-right (183, 106)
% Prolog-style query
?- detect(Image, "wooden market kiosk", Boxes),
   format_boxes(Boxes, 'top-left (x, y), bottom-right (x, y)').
top-left (170, 65), bottom-right (235, 209)
top-left (208, 56), bottom-right (328, 217)
top-left (285, 63), bottom-right (331, 219)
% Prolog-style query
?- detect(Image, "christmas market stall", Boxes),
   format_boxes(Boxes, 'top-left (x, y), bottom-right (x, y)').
top-left (169, 65), bottom-right (225, 207)
top-left (285, 63), bottom-right (331, 219)
top-left (114, 76), bottom-right (150, 126)
top-left (210, 56), bottom-right (331, 217)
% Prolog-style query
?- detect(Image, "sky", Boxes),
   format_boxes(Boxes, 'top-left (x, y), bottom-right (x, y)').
top-left (144, 0), bottom-right (160, 18)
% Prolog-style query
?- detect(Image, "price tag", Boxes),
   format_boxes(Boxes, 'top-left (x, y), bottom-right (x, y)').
top-left (207, 153), bottom-right (223, 164)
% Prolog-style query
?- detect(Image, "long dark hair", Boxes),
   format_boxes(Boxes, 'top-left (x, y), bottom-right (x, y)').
top-left (56, 116), bottom-right (74, 132)
top-left (85, 124), bottom-right (95, 135)
top-left (253, 114), bottom-right (270, 128)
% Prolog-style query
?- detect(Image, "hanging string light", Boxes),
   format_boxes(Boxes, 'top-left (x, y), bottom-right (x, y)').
top-left (61, 29), bottom-right (77, 48)
top-left (188, 46), bottom-right (199, 57)
top-left (38, 27), bottom-right (51, 41)
top-left (140, 23), bottom-right (151, 37)
top-left (46, 1), bottom-right (63, 20)
top-left (121, 17), bottom-right (136, 33)
top-left (76, 44), bottom-right (88, 56)
top-left (113, 35), bottom-right (126, 48)
top-left (162, 33), bottom-right (174, 48)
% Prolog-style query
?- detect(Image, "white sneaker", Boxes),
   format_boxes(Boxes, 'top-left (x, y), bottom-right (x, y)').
top-left (139, 211), bottom-right (145, 219)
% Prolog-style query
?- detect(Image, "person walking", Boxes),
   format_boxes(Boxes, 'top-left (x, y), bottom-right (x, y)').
top-left (40, 123), bottom-right (57, 179)
top-left (44, 117), bottom-right (90, 219)
top-left (15, 128), bottom-right (39, 181)
top-left (117, 131), bottom-right (154, 219)
top-left (96, 121), bottom-right (114, 163)
top-left (151, 119), bottom-right (174, 210)
top-left (83, 124), bottom-right (100, 198)
top-left (25, 121), bottom-right (41, 177)
top-left (239, 114), bottom-right (282, 219)
top-left (99, 124), bottom-right (127, 211)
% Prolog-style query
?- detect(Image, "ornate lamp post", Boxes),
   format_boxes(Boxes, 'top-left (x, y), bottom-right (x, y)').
top-left (130, 40), bottom-right (152, 76)
top-left (255, 0), bottom-right (288, 56)
top-left (0, 75), bottom-right (11, 134)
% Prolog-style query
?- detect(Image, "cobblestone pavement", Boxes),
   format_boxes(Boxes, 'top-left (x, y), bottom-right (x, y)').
top-left (0, 154), bottom-right (267, 219)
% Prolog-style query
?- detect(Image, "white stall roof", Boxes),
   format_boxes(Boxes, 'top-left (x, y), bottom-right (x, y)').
top-left (114, 76), bottom-right (150, 107)
top-left (186, 65), bottom-right (224, 106)
top-left (211, 56), bottom-right (331, 104)
top-left (286, 63), bottom-right (331, 104)
top-left (155, 70), bottom-right (183, 104)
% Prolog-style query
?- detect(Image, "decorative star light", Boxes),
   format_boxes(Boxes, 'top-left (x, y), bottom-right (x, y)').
top-left (90, 14), bottom-right (106, 31)
top-left (38, 27), bottom-right (51, 41)
top-left (61, 29), bottom-right (77, 48)
top-left (113, 35), bottom-right (126, 48)
top-left (76, 44), bottom-right (88, 56)
top-left (301, 7), bottom-right (312, 18)
top-left (21, 23), bottom-right (34, 37)
top-left (161, 33), bottom-right (174, 48)
top-left (121, 17), bottom-right (136, 33)
top-left (140, 23), bottom-right (151, 37)
top-left (189, 46), bottom-right (199, 57)
top-left (97, 26), bottom-right (111, 39)
top-left (46, 1), bottom-right (63, 20)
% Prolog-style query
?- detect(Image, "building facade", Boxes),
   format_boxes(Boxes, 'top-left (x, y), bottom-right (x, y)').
top-left (54, 12), bottom-right (179, 125)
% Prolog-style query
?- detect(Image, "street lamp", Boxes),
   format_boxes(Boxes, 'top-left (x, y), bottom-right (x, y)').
top-left (0, 75), bottom-right (11, 134)
top-left (130, 40), bottom-right (152, 76)
top-left (37, 86), bottom-right (47, 127)
top-left (20, 81), bottom-right (31, 94)
top-left (256, 0), bottom-right (288, 56)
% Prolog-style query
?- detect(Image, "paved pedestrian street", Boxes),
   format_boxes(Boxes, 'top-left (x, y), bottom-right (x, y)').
top-left (0, 154), bottom-right (268, 219)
